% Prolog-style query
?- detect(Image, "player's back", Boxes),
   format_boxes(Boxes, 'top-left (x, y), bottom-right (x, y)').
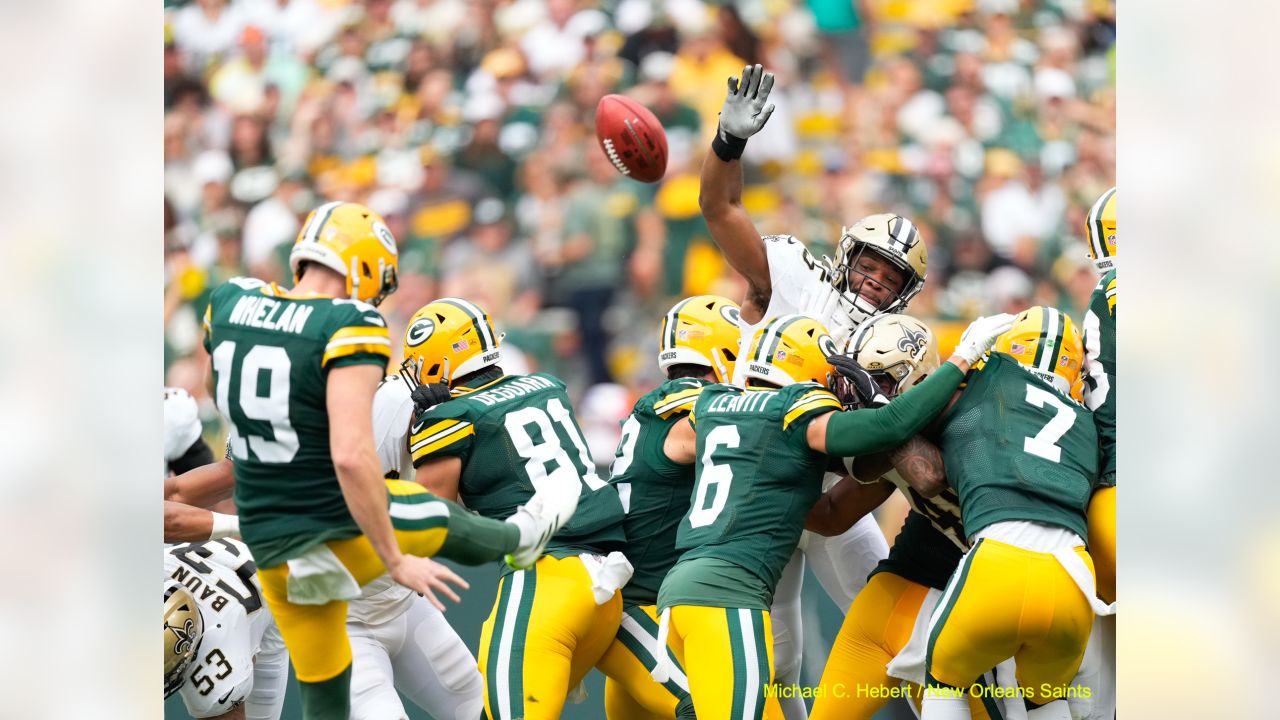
top-left (939, 351), bottom-right (1099, 541)
top-left (164, 539), bottom-right (273, 716)
top-left (411, 372), bottom-right (626, 557)
top-left (675, 382), bottom-right (836, 593)
top-left (609, 377), bottom-right (708, 607)
top-left (203, 277), bottom-right (392, 566)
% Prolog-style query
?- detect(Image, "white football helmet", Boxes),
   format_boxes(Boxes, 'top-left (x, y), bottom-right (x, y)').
top-left (828, 213), bottom-right (928, 326)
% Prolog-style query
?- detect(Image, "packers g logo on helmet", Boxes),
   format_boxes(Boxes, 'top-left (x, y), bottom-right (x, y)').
top-left (289, 201), bottom-right (400, 306)
top-left (743, 314), bottom-right (835, 387)
top-left (164, 584), bottom-right (204, 698)
top-left (994, 306), bottom-right (1084, 401)
top-left (658, 295), bottom-right (742, 383)
top-left (1085, 187), bottom-right (1116, 273)
top-left (400, 298), bottom-right (502, 388)
top-left (831, 213), bottom-right (928, 325)
top-left (405, 317), bottom-right (436, 347)
top-left (841, 313), bottom-right (939, 399)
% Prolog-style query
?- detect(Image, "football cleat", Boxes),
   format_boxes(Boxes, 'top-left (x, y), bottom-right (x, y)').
top-left (164, 584), bottom-right (204, 698)
top-left (829, 213), bottom-right (928, 325)
top-left (741, 314), bottom-right (837, 387)
top-left (400, 298), bottom-right (502, 390)
top-left (838, 313), bottom-right (939, 402)
top-left (657, 295), bottom-right (742, 382)
top-left (994, 306), bottom-right (1085, 400)
top-left (1085, 186), bottom-right (1117, 273)
top-left (289, 201), bottom-right (399, 306)
top-left (505, 487), bottom-right (579, 570)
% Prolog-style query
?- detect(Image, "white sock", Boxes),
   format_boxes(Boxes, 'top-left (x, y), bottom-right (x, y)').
top-left (1026, 699), bottom-right (1072, 719)
top-left (921, 686), bottom-right (971, 720)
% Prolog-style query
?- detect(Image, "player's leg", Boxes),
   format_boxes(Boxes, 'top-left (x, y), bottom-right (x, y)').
top-left (923, 540), bottom-right (1023, 719)
top-left (802, 513), bottom-right (889, 614)
top-left (810, 572), bottom-right (928, 720)
top-left (387, 596), bottom-right (486, 720)
top-left (244, 622), bottom-right (289, 720)
top-left (1013, 548), bottom-right (1095, 710)
top-left (1087, 486), bottom-right (1115, 603)
top-left (479, 555), bottom-right (602, 720)
top-left (348, 615), bottom-right (407, 720)
top-left (767, 548), bottom-right (807, 720)
top-left (257, 564), bottom-right (354, 720)
top-left (671, 605), bottom-right (777, 720)
top-left (597, 604), bottom-right (695, 719)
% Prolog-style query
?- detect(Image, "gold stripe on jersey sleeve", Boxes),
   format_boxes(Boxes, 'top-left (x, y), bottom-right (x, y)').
top-left (1105, 278), bottom-right (1117, 315)
top-left (654, 387), bottom-right (704, 419)
top-left (410, 421), bottom-right (475, 461)
top-left (782, 391), bottom-right (841, 429)
top-left (202, 304), bottom-right (212, 334)
top-left (329, 325), bottom-right (391, 343)
top-left (322, 340), bottom-right (391, 367)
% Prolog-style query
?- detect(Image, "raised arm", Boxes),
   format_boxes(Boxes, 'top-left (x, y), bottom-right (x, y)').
top-left (699, 64), bottom-right (777, 324)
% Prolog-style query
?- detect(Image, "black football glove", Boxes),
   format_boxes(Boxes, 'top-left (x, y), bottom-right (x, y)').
top-left (826, 355), bottom-right (889, 410)
top-left (410, 382), bottom-right (453, 415)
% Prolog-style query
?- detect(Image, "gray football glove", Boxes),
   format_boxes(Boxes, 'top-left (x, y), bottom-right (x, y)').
top-left (719, 64), bottom-right (776, 141)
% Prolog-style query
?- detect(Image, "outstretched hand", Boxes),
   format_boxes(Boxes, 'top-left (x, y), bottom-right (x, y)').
top-left (389, 555), bottom-right (470, 612)
top-left (719, 64), bottom-right (776, 140)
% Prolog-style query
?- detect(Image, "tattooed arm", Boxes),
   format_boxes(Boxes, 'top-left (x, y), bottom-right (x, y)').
top-left (887, 434), bottom-right (947, 498)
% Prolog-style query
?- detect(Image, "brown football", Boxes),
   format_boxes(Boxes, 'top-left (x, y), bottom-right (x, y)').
top-left (594, 94), bottom-right (668, 183)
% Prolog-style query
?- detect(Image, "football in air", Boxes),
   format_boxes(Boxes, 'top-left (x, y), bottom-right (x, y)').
top-left (595, 94), bottom-right (668, 183)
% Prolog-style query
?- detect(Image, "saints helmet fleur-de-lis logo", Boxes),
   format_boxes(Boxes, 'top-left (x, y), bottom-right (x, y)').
top-left (897, 326), bottom-right (927, 358)
top-left (167, 618), bottom-right (197, 655)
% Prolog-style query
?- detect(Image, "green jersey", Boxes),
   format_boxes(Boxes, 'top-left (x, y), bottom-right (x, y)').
top-left (608, 378), bottom-right (707, 607)
top-left (410, 373), bottom-right (626, 561)
top-left (660, 382), bottom-right (842, 610)
top-left (1083, 270), bottom-right (1117, 486)
top-left (939, 352), bottom-right (1099, 541)
top-left (202, 277), bottom-right (392, 568)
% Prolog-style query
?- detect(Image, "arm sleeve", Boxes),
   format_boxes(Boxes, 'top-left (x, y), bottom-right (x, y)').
top-left (1083, 275), bottom-right (1117, 484)
top-left (824, 363), bottom-right (964, 457)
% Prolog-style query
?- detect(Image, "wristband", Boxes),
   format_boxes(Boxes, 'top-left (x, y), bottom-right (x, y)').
top-left (209, 512), bottom-right (240, 540)
top-left (711, 126), bottom-right (747, 162)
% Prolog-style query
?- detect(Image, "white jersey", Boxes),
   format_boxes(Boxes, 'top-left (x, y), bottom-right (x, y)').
top-left (731, 235), bottom-right (831, 386)
top-left (349, 377), bottom-right (418, 623)
top-left (165, 539), bottom-right (274, 718)
top-left (164, 386), bottom-right (203, 462)
top-left (880, 467), bottom-right (968, 551)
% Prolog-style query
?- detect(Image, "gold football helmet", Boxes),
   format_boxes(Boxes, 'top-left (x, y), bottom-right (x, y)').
top-left (1085, 187), bottom-right (1116, 273)
top-left (994, 305), bottom-right (1084, 400)
top-left (164, 584), bottom-right (204, 698)
top-left (289, 201), bottom-right (399, 306)
top-left (742, 314), bottom-right (836, 387)
top-left (657, 295), bottom-right (742, 383)
top-left (400, 298), bottom-right (502, 388)
top-left (831, 213), bottom-right (929, 325)
top-left (841, 313), bottom-right (939, 399)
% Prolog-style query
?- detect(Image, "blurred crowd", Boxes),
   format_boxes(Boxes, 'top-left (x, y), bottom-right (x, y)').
top-left (163, 0), bottom-right (1116, 463)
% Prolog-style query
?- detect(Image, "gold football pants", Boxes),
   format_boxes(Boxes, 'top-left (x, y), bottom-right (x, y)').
top-left (1088, 486), bottom-right (1116, 603)
top-left (478, 554), bottom-right (623, 720)
top-left (599, 604), bottom-right (692, 719)
top-left (664, 605), bottom-right (784, 720)
top-left (257, 480), bottom-right (503, 683)
top-left (926, 538), bottom-right (1095, 706)
top-left (810, 572), bottom-right (993, 720)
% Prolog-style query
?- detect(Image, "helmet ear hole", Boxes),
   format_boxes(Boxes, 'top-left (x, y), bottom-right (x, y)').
top-left (427, 363), bottom-right (440, 378)
top-left (361, 260), bottom-right (371, 278)
top-left (723, 348), bottom-right (737, 362)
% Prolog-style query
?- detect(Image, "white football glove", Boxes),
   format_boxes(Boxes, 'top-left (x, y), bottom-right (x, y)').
top-left (952, 313), bottom-right (1016, 365)
top-left (719, 64), bottom-right (776, 140)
